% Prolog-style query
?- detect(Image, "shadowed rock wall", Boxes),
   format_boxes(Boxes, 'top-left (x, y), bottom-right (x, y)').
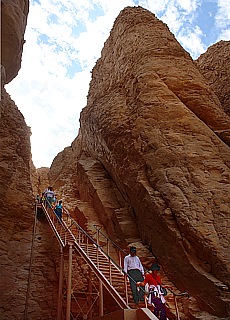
top-left (0, 1), bottom-right (60, 319)
top-left (1, 0), bottom-right (29, 83)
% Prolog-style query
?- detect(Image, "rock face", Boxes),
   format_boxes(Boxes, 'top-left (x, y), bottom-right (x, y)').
top-left (0, 91), bottom-right (59, 320)
top-left (0, 2), bottom-right (60, 320)
top-left (1, 3), bottom-right (230, 320)
top-left (0, 88), bottom-right (33, 319)
top-left (50, 6), bottom-right (230, 319)
top-left (1, 0), bottom-right (29, 83)
top-left (0, 88), bottom-right (59, 319)
top-left (196, 40), bottom-right (230, 117)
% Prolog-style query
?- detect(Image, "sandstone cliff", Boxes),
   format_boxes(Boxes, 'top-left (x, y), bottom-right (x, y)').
top-left (1, 0), bottom-right (29, 83)
top-left (0, 1), bottom-right (60, 319)
top-left (196, 40), bottom-right (230, 117)
top-left (50, 6), bottom-right (230, 319)
top-left (0, 88), bottom-right (60, 320)
top-left (1, 3), bottom-right (230, 320)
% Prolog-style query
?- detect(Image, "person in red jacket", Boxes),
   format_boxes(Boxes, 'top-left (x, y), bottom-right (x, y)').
top-left (137, 263), bottom-right (171, 320)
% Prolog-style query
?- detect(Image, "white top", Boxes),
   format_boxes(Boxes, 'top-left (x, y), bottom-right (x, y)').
top-left (147, 284), bottom-right (166, 304)
top-left (124, 254), bottom-right (144, 274)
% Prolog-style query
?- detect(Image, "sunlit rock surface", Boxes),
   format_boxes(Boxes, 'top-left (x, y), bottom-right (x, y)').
top-left (196, 40), bottom-right (230, 117)
top-left (1, 3), bottom-right (230, 320)
top-left (51, 6), bottom-right (230, 319)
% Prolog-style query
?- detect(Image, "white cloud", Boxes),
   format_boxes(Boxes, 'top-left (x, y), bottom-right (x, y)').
top-left (138, 0), bottom-right (169, 14)
top-left (175, 0), bottom-right (198, 12)
top-left (219, 29), bottom-right (230, 40)
top-left (177, 26), bottom-right (205, 58)
top-left (161, 4), bottom-right (183, 34)
top-left (215, 0), bottom-right (230, 40)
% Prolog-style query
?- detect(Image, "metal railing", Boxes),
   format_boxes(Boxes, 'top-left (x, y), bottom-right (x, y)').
top-left (41, 202), bottom-right (133, 311)
top-left (41, 198), bottom-right (189, 319)
top-left (92, 224), bottom-right (190, 320)
top-left (61, 208), bottom-right (144, 307)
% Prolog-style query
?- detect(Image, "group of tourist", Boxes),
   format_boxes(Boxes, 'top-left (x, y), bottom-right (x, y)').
top-left (124, 246), bottom-right (172, 320)
top-left (36, 186), bottom-right (63, 220)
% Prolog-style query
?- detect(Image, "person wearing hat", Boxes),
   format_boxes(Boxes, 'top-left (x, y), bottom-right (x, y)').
top-left (123, 246), bottom-right (145, 305)
top-left (137, 263), bottom-right (171, 320)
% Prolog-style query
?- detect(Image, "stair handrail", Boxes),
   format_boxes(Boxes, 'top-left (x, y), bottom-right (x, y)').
top-left (61, 208), bottom-right (146, 304)
top-left (71, 234), bottom-right (129, 309)
top-left (42, 201), bottom-right (150, 312)
top-left (93, 224), bottom-right (128, 267)
top-left (63, 208), bottom-right (143, 307)
top-left (43, 197), bottom-right (190, 301)
top-left (43, 204), bottom-right (133, 309)
top-left (92, 224), bottom-right (190, 298)
top-left (41, 203), bottom-right (67, 247)
top-left (63, 208), bottom-right (130, 275)
top-left (42, 198), bottom-right (189, 319)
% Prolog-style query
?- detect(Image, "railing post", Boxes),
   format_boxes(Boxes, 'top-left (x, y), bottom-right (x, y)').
top-left (64, 231), bottom-right (67, 246)
top-left (107, 238), bottom-right (109, 256)
top-left (97, 245), bottom-right (99, 267)
top-left (78, 229), bottom-right (81, 243)
top-left (66, 243), bottom-right (73, 320)
top-left (118, 250), bottom-right (122, 268)
top-left (86, 236), bottom-right (88, 255)
top-left (96, 228), bottom-right (99, 246)
top-left (96, 229), bottom-right (99, 267)
top-left (57, 248), bottom-right (63, 320)
top-left (174, 295), bottom-right (180, 320)
top-left (99, 280), bottom-right (103, 317)
top-left (124, 275), bottom-right (128, 305)
top-left (109, 257), bottom-right (112, 284)
top-left (88, 268), bottom-right (93, 320)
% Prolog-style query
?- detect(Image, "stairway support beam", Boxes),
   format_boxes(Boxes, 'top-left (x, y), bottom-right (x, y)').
top-left (88, 268), bottom-right (93, 320)
top-left (66, 243), bottom-right (73, 320)
top-left (57, 248), bottom-right (64, 320)
top-left (99, 280), bottom-right (103, 317)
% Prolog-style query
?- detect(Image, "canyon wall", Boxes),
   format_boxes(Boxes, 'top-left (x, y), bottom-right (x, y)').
top-left (0, 1), bottom-right (59, 319)
top-left (1, 0), bottom-right (29, 83)
top-left (1, 2), bottom-right (230, 319)
top-left (196, 40), bottom-right (230, 117)
top-left (50, 7), bottom-right (230, 320)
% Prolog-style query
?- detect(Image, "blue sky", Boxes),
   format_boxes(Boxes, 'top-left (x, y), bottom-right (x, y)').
top-left (6, 0), bottom-right (230, 168)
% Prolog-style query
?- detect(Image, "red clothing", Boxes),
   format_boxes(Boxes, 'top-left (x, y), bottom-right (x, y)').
top-left (144, 273), bottom-right (162, 286)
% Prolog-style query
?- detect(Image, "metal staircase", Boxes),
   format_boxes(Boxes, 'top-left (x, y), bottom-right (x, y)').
top-left (36, 201), bottom-right (189, 320)
top-left (37, 202), bottom-right (147, 319)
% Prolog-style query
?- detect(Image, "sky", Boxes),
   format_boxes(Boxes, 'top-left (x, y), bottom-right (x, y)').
top-left (6, 0), bottom-right (230, 168)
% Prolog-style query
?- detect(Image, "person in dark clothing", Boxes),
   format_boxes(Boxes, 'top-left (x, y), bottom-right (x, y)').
top-left (54, 200), bottom-right (63, 221)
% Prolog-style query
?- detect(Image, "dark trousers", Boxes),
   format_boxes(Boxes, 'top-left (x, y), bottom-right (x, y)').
top-left (152, 297), bottom-right (167, 320)
top-left (128, 269), bottom-right (145, 304)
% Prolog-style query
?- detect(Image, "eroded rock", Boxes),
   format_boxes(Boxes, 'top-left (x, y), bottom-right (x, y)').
top-left (196, 40), bottom-right (230, 117)
top-left (1, 0), bottom-right (29, 83)
top-left (78, 6), bottom-right (230, 318)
